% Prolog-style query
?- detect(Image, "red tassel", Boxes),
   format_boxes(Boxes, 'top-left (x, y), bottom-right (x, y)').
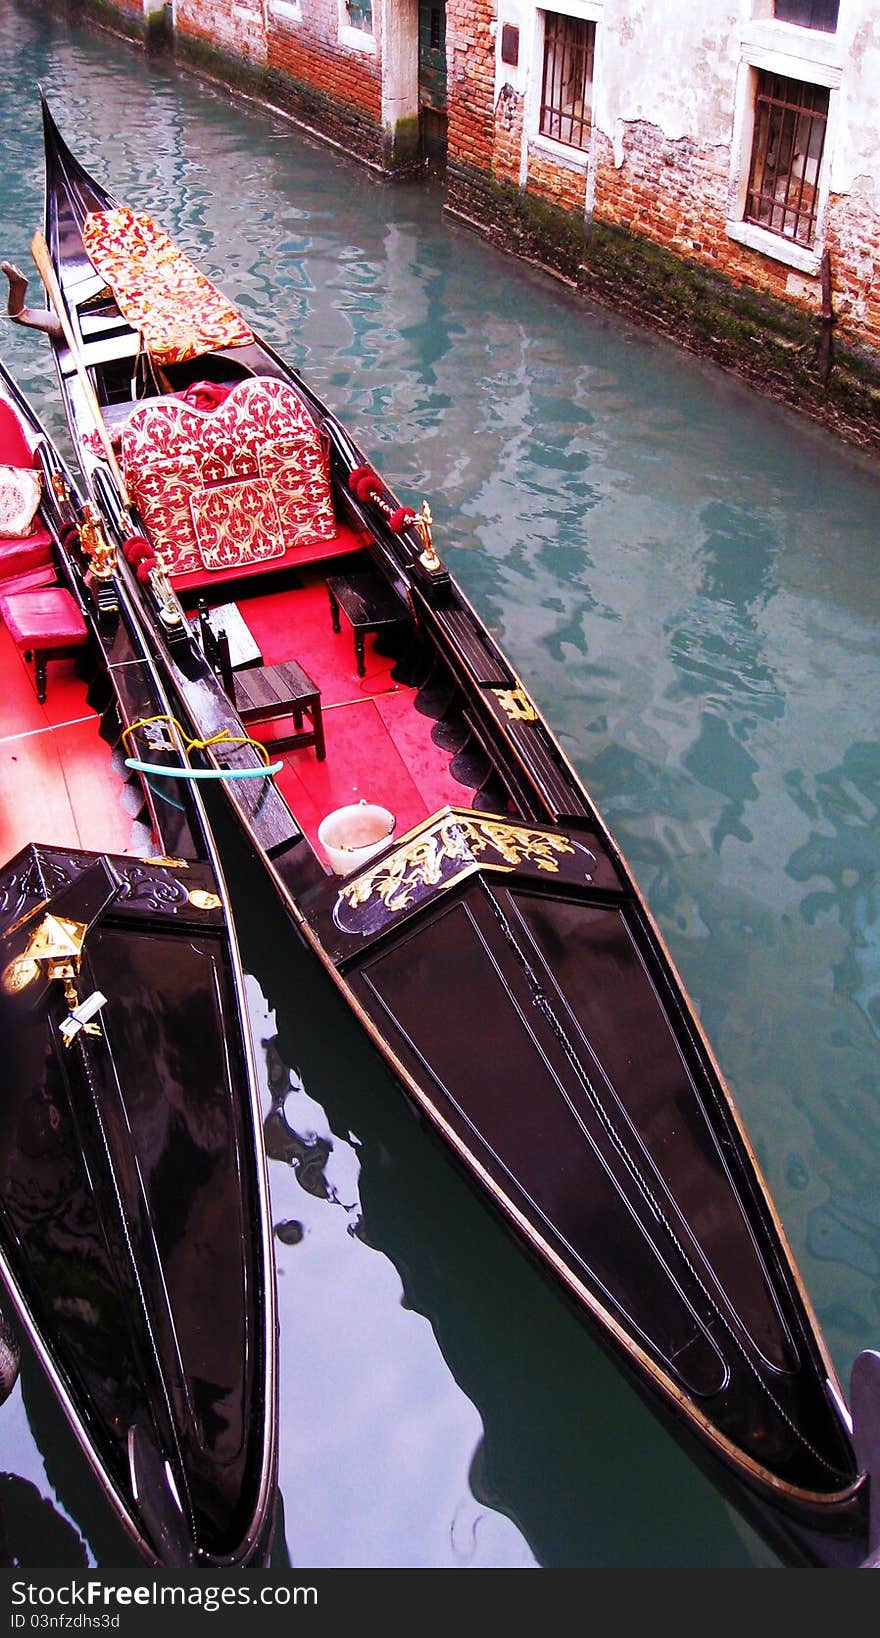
top-left (135, 559), bottom-right (157, 583)
top-left (388, 506), bottom-right (416, 533)
top-left (122, 534), bottom-right (153, 566)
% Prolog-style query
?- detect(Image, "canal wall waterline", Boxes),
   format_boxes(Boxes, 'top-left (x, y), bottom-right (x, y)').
top-left (36, 0), bottom-right (880, 459)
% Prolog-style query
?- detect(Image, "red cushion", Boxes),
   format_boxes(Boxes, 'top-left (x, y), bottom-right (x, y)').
top-left (0, 564), bottom-right (56, 596)
top-left (0, 587), bottom-right (88, 648)
top-left (0, 401), bottom-right (37, 469)
top-left (170, 521), bottom-right (368, 594)
top-left (0, 529), bottom-right (54, 583)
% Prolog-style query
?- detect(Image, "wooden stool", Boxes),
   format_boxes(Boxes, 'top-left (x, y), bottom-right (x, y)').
top-left (0, 587), bottom-right (89, 703)
top-left (327, 569), bottom-right (408, 677)
top-left (232, 659), bottom-right (326, 759)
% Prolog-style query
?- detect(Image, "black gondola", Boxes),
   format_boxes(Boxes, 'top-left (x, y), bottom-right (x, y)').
top-left (0, 355), bottom-right (277, 1567)
top-left (28, 94), bottom-right (878, 1567)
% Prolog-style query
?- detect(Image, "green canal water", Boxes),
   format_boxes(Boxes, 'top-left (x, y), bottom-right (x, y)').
top-left (0, 1), bottom-right (878, 1570)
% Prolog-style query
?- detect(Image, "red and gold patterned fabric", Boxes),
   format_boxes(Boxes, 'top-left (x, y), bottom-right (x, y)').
top-left (120, 377), bottom-right (338, 578)
top-left (82, 207), bottom-right (254, 367)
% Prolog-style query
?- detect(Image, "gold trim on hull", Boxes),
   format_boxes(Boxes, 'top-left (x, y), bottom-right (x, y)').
top-left (334, 810), bottom-right (583, 931)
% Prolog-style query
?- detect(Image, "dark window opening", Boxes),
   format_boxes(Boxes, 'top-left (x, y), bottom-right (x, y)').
top-left (539, 13), bottom-right (596, 151)
top-left (347, 0), bottom-right (373, 31)
top-left (773, 1), bottom-right (839, 31)
top-left (745, 71), bottom-right (829, 246)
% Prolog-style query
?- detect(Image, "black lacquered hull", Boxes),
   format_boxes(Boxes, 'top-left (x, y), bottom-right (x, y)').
top-left (305, 810), bottom-right (863, 1547)
top-left (0, 846), bottom-right (273, 1566)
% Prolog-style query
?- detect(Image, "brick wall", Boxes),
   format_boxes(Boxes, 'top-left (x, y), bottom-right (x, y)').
top-left (447, 0), bottom-right (495, 179)
top-left (169, 1), bottom-right (386, 164)
top-left (266, 6), bottom-right (381, 123)
top-left (591, 121), bottom-right (880, 361)
top-left (526, 143), bottom-right (588, 218)
top-left (826, 192), bottom-right (880, 356)
top-left (57, 0), bottom-right (149, 41)
top-left (492, 81), bottom-right (522, 187)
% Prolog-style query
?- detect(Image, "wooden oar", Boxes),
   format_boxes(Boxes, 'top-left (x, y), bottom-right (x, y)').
top-left (29, 230), bottom-right (130, 506)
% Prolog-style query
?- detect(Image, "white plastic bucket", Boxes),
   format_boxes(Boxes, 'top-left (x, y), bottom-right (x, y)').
top-left (317, 801), bottom-right (396, 876)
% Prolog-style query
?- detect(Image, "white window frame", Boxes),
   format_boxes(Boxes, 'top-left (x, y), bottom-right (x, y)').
top-left (269, 0), bottom-right (303, 26)
top-left (522, 0), bottom-right (604, 175)
top-left (338, 0), bottom-right (378, 56)
top-left (726, 21), bottom-right (843, 273)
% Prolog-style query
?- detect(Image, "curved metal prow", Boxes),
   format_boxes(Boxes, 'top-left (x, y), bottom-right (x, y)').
top-left (851, 1350), bottom-right (880, 1567)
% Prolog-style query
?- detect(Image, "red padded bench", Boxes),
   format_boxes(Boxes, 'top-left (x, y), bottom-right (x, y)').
top-left (0, 587), bottom-right (89, 703)
top-left (0, 400), bottom-right (55, 594)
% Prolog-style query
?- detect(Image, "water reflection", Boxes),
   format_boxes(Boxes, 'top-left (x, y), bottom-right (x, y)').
top-left (247, 977), bottom-right (539, 1569)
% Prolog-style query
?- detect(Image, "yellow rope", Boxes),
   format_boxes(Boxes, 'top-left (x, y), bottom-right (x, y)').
top-left (121, 713), bottom-right (276, 769)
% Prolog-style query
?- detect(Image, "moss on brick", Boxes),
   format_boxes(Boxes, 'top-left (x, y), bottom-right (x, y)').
top-left (42, 0), bottom-right (148, 45)
top-left (383, 117), bottom-right (422, 180)
top-left (448, 165), bottom-right (880, 454)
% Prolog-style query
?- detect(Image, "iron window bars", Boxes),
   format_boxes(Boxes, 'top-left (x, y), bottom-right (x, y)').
top-left (745, 72), bottom-right (829, 246)
top-left (539, 14), bottom-right (596, 151)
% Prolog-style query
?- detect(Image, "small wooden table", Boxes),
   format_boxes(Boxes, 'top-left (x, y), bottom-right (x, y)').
top-left (232, 659), bottom-right (326, 759)
top-left (327, 570), bottom-right (409, 677)
top-left (191, 601), bottom-right (263, 671)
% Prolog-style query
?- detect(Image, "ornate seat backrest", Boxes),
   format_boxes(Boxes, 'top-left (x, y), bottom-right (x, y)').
top-left (120, 377), bottom-right (337, 578)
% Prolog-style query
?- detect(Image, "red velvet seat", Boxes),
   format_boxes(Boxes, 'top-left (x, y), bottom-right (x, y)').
top-left (0, 399), bottom-right (56, 591)
top-left (120, 377), bottom-right (348, 590)
top-left (0, 399), bottom-right (36, 468)
top-left (0, 587), bottom-right (89, 703)
top-left (0, 528), bottom-right (55, 585)
top-left (0, 562), bottom-right (57, 597)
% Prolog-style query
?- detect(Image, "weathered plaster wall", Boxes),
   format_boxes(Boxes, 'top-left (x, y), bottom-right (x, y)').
top-left (479, 2), bottom-right (880, 354)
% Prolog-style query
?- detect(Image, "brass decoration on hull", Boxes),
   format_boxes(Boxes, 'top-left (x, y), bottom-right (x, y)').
top-left (1, 912), bottom-right (87, 1006)
top-left (79, 501), bottom-right (116, 580)
top-left (415, 500), bottom-right (442, 572)
top-left (491, 686), bottom-right (538, 722)
top-left (334, 811), bottom-right (589, 937)
top-left (188, 889), bottom-right (221, 911)
top-left (1, 955), bottom-right (39, 994)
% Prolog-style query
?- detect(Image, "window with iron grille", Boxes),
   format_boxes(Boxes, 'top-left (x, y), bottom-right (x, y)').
top-left (773, 1), bottom-right (839, 31)
top-left (347, 0), bottom-right (373, 31)
top-left (539, 14), bottom-right (596, 151)
top-left (745, 72), bottom-right (829, 246)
